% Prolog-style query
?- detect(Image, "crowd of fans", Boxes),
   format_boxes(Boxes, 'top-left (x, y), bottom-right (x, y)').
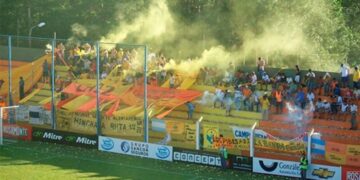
top-left (196, 57), bottom-right (359, 130)
top-left (42, 43), bottom-right (360, 129)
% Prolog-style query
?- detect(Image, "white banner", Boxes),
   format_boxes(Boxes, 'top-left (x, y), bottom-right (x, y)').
top-left (15, 105), bottom-right (29, 122)
top-left (232, 126), bottom-right (268, 139)
top-left (253, 157), bottom-right (301, 178)
top-left (98, 136), bottom-right (173, 161)
top-left (307, 164), bottom-right (342, 180)
top-left (28, 106), bottom-right (51, 125)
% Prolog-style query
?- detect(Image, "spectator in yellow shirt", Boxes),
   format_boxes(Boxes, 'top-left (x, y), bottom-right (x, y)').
top-left (260, 94), bottom-right (270, 120)
top-left (353, 66), bottom-right (360, 89)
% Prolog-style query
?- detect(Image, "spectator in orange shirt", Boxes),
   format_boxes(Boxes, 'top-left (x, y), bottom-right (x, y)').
top-left (242, 86), bottom-right (252, 110)
top-left (275, 88), bottom-right (283, 114)
top-left (0, 96), bottom-right (5, 107)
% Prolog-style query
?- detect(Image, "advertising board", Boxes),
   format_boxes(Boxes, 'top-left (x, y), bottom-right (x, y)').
top-left (32, 127), bottom-right (97, 148)
top-left (99, 136), bottom-right (173, 161)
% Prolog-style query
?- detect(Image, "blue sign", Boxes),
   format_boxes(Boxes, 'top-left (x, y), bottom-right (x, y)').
top-left (101, 138), bottom-right (114, 150)
top-left (156, 146), bottom-right (170, 159)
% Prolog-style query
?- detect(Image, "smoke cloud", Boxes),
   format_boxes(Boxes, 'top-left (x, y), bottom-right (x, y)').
top-left (101, 0), bottom-right (174, 45)
top-left (95, 0), bottom-right (348, 72)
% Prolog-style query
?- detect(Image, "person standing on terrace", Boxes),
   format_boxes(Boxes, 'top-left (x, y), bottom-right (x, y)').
top-left (340, 63), bottom-right (350, 88)
top-left (323, 72), bottom-right (332, 96)
top-left (305, 69), bottom-right (316, 91)
top-left (275, 88), bottom-right (283, 114)
top-left (257, 57), bottom-right (265, 77)
top-left (186, 101), bottom-right (195, 120)
top-left (260, 94), bottom-right (270, 120)
top-left (250, 72), bottom-right (257, 92)
top-left (294, 65), bottom-right (301, 84)
top-left (353, 66), bottom-right (360, 89)
top-left (350, 101), bottom-right (358, 130)
top-left (19, 76), bottom-right (25, 100)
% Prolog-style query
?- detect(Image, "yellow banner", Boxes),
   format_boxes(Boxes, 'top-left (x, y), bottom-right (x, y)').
top-left (346, 144), bottom-right (360, 156)
top-left (325, 152), bottom-right (346, 165)
top-left (203, 125), bottom-right (219, 148)
top-left (213, 136), bottom-right (250, 150)
top-left (254, 138), bottom-right (306, 153)
top-left (56, 109), bottom-right (143, 136)
top-left (165, 120), bottom-right (185, 134)
top-left (184, 122), bottom-right (195, 142)
top-left (0, 55), bottom-right (50, 102)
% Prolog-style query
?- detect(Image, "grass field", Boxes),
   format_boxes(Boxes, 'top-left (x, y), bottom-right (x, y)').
top-left (0, 140), bottom-right (291, 180)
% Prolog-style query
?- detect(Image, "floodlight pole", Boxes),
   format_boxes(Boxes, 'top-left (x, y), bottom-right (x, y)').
top-left (7, 36), bottom-right (15, 124)
top-left (143, 45), bottom-right (148, 143)
top-left (196, 116), bottom-right (203, 150)
top-left (307, 128), bottom-right (314, 165)
top-left (250, 122), bottom-right (257, 157)
top-left (28, 22), bottom-right (46, 47)
top-left (51, 33), bottom-right (56, 129)
top-left (96, 42), bottom-right (101, 135)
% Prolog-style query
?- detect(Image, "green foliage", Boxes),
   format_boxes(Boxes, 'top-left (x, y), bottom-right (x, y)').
top-left (0, 0), bottom-right (359, 66)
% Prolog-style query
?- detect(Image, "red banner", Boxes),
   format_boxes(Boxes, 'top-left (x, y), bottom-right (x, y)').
top-left (3, 123), bottom-right (32, 141)
top-left (342, 166), bottom-right (360, 180)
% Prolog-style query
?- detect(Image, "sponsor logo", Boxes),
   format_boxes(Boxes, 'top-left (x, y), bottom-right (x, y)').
top-left (43, 132), bottom-right (62, 140)
top-left (33, 130), bottom-right (44, 137)
top-left (101, 138), bottom-right (114, 150)
top-left (347, 171), bottom-right (360, 180)
top-left (312, 168), bottom-right (335, 179)
top-left (3, 126), bottom-right (28, 136)
top-left (76, 137), bottom-right (96, 145)
top-left (65, 136), bottom-right (76, 142)
top-left (259, 160), bottom-right (278, 172)
top-left (120, 141), bottom-right (130, 153)
top-left (156, 146), bottom-right (170, 159)
top-left (234, 129), bottom-right (251, 138)
top-left (205, 128), bottom-right (219, 145)
top-left (174, 150), bottom-right (220, 166)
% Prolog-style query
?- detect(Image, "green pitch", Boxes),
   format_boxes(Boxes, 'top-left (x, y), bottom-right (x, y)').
top-left (0, 140), bottom-right (290, 180)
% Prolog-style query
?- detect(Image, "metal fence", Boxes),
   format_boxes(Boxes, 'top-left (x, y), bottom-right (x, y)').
top-left (0, 35), bottom-right (149, 142)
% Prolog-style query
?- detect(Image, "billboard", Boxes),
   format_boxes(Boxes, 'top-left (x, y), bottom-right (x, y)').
top-left (253, 157), bottom-right (301, 178)
top-left (98, 136), bottom-right (173, 161)
top-left (32, 127), bottom-right (97, 148)
top-left (3, 123), bottom-right (32, 140)
top-left (173, 148), bottom-right (221, 167)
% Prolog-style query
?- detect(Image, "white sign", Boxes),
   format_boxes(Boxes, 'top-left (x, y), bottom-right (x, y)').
top-left (98, 136), bottom-right (173, 161)
top-left (28, 106), bottom-right (51, 125)
top-left (232, 126), bottom-right (268, 139)
top-left (15, 105), bottom-right (29, 122)
top-left (253, 157), bottom-right (301, 178)
top-left (307, 164), bottom-right (341, 180)
top-left (173, 150), bottom-right (221, 167)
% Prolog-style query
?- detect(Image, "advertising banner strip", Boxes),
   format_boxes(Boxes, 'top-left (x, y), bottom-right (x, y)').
top-left (31, 127), bottom-right (98, 149)
top-left (306, 164), bottom-right (342, 180)
top-left (173, 148), bottom-right (221, 167)
top-left (3, 123), bottom-right (32, 141)
top-left (98, 136), bottom-right (173, 161)
top-left (253, 157), bottom-right (342, 179)
top-left (253, 157), bottom-right (301, 178)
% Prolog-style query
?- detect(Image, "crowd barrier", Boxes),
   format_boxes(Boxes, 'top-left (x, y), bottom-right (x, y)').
top-left (3, 123), bottom-right (360, 180)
